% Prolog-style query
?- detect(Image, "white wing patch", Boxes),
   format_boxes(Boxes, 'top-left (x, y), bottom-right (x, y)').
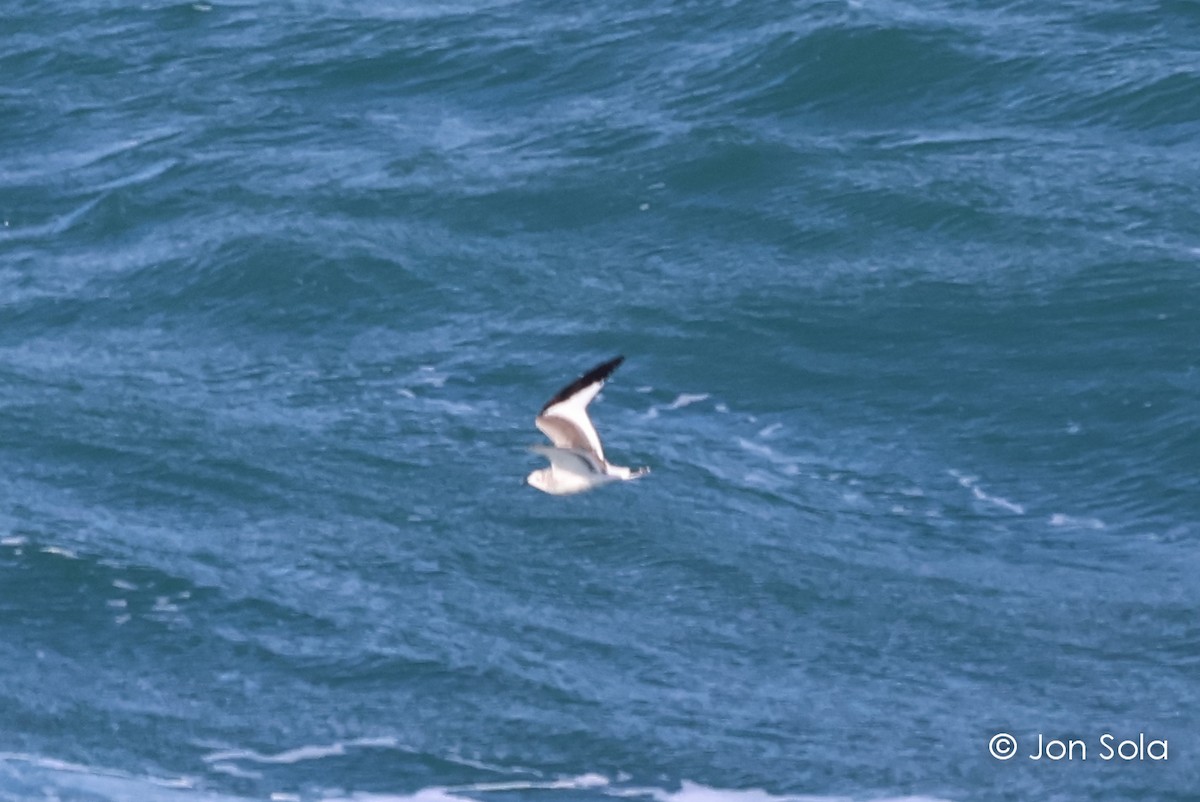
top-left (536, 398), bottom-right (606, 462)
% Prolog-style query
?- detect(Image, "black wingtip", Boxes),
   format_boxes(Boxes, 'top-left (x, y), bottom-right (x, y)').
top-left (540, 355), bottom-right (625, 413)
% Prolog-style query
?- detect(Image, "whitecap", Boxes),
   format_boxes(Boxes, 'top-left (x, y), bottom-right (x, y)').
top-left (738, 438), bottom-right (801, 475)
top-left (209, 762), bottom-right (263, 779)
top-left (644, 392), bottom-right (711, 419)
top-left (949, 470), bottom-right (1025, 515)
top-left (321, 789), bottom-right (477, 802)
top-left (449, 773), bottom-right (610, 794)
top-left (40, 545), bottom-right (79, 559)
top-left (154, 596), bottom-right (179, 612)
top-left (337, 774), bottom-right (614, 802)
top-left (203, 737), bottom-right (401, 766)
top-left (0, 752), bottom-right (210, 800)
top-left (1049, 513), bottom-right (1105, 530)
top-left (613, 780), bottom-right (956, 802)
top-left (415, 366), bottom-right (448, 388)
top-left (667, 393), bottom-right (709, 410)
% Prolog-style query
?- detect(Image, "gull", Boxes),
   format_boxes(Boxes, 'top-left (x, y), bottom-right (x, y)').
top-left (527, 355), bottom-right (650, 495)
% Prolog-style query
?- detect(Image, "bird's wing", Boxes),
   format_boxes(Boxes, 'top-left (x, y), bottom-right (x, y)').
top-left (529, 445), bottom-right (604, 476)
top-left (535, 356), bottom-right (624, 462)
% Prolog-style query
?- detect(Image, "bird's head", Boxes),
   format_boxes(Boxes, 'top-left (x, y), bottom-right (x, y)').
top-left (526, 469), bottom-right (552, 493)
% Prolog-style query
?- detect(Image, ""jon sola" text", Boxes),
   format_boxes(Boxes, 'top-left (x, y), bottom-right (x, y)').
top-left (1029, 733), bottom-right (1168, 761)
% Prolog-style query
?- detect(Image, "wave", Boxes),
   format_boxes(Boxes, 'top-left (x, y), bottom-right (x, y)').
top-left (0, 752), bottom-right (224, 802)
top-left (1061, 69), bottom-right (1200, 133)
top-left (0, 751), bottom-right (957, 802)
top-left (773, 28), bottom-right (985, 113)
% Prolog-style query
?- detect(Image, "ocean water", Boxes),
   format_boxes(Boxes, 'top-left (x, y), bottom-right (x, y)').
top-left (1, 1), bottom-right (1198, 800)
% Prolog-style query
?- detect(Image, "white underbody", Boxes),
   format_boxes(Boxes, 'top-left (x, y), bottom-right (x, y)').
top-left (526, 445), bottom-right (647, 496)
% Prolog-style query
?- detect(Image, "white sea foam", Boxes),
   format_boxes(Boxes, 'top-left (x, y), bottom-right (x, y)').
top-left (324, 777), bottom-right (938, 802)
top-left (644, 392), bottom-right (711, 419)
top-left (202, 737), bottom-right (401, 766)
top-left (319, 768), bottom-right (614, 802)
top-left (949, 470), bottom-right (1025, 515)
top-left (1049, 513), bottom-right (1105, 530)
top-left (415, 366), bottom-right (448, 388)
top-left (40, 545), bottom-right (79, 559)
top-left (0, 752), bottom-right (211, 799)
top-left (447, 773), bottom-right (609, 794)
top-left (208, 761), bottom-right (262, 780)
top-left (738, 438), bottom-right (802, 477)
top-left (602, 779), bottom-right (953, 802)
top-left (666, 393), bottom-right (709, 410)
top-left (321, 789), bottom-right (478, 802)
top-left (647, 781), bottom-right (847, 802)
top-left (667, 782), bottom-right (953, 802)
top-left (154, 596), bottom-right (180, 612)
top-left (0, 752), bottom-right (96, 775)
top-left (440, 752), bottom-right (541, 776)
top-left (0, 753), bottom-right (956, 802)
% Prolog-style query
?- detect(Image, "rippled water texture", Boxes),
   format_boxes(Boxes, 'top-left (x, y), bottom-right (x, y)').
top-left (2, 1), bottom-right (1198, 801)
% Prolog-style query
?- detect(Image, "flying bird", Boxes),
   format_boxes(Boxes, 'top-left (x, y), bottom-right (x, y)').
top-left (527, 356), bottom-right (649, 495)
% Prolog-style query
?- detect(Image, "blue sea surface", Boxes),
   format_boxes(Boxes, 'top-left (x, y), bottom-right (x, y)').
top-left (2, 1), bottom-right (1198, 800)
